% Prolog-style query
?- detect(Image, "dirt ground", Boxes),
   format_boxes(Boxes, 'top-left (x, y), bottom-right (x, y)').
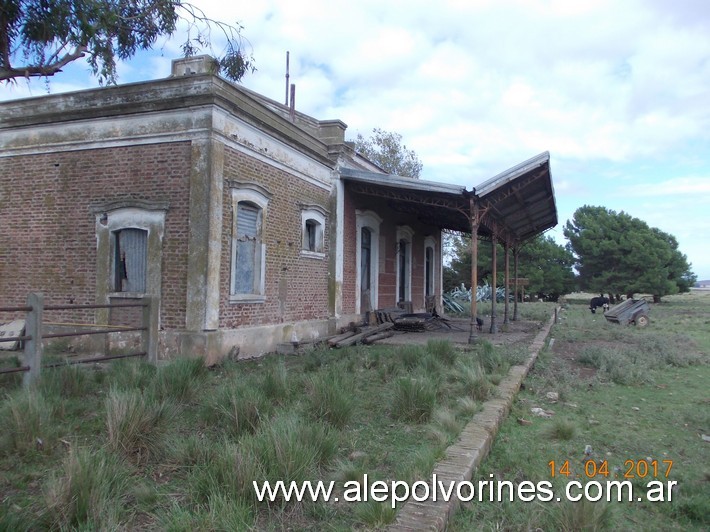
top-left (375, 316), bottom-right (545, 349)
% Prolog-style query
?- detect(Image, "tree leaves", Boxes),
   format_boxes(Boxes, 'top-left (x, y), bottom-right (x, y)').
top-left (0, 0), bottom-right (254, 84)
top-left (563, 205), bottom-right (696, 300)
top-left (354, 128), bottom-right (423, 178)
top-left (443, 234), bottom-right (575, 301)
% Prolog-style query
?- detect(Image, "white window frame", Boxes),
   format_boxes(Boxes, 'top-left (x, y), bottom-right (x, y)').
top-left (396, 225), bottom-right (414, 304)
top-left (355, 210), bottom-right (382, 314)
top-left (98, 206), bottom-right (166, 299)
top-left (230, 184), bottom-right (270, 303)
top-left (300, 205), bottom-right (327, 259)
top-left (424, 235), bottom-right (438, 304)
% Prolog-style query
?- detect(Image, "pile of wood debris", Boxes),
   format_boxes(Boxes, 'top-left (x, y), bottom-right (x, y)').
top-left (325, 309), bottom-right (463, 348)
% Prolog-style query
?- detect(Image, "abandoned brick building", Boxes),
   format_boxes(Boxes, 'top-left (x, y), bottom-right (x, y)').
top-left (0, 56), bottom-right (557, 362)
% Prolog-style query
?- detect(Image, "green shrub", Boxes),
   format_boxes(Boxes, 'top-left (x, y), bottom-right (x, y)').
top-left (153, 357), bottom-right (207, 403)
top-left (431, 407), bottom-right (462, 436)
top-left (204, 383), bottom-right (270, 438)
top-left (303, 350), bottom-right (324, 372)
top-left (106, 358), bottom-right (157, 391)
top-left (105, 387), bottom-right (173, 464)
top-left (261, 360), bottom-right (289, 402)
top-left (427, 339), bottom-right (457, 366)
top-left (307, 371), bottom-right (355, 428)
top-left (0, 356), bottom-right (23, 392)
top-left (43, 446), bottom-right (131, 529)
top-left (476, 341), bottom-right (504, 374)
top-left (577, 346), bottom-right (610, 369)
top-left (392, 377), bottom-right (437, 422)
top-left (456, 396), bottom-right (481, 418)
top-left (355, 500), bottom-right (397, 527)
top-left (248, 413), bottom-right (338, 487)
top-left (545, 499), bottom-right (614, 531)
top-left (332, 458), bottom-right (368, 484)
top-left (547, 419), bottom-right (576, 441)
top-left (397, 445), bottom-right (444, 485)
top-left (38, 363), bottom-right (92, 398)
top-left (397, 345), bottom-right (426, 370)
top-left (421, 351), bottom-right (442, 375)
top-left (453, 358), bottom-right (491, 401)
top-left (0, 389), bottom-right (57, 455)
top-left (188, 439), bottom-right (263, 507)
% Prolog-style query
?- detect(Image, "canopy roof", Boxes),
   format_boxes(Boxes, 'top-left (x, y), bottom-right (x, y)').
top-left (341, 151), bottom-right (557, 243)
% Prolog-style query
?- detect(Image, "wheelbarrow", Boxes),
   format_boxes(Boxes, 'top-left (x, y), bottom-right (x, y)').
top-left (603, 298), bottom-right (650, 327)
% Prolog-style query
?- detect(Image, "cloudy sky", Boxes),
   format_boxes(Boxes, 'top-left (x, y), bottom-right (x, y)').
top-left (3, 0), bottom-right (709, 279)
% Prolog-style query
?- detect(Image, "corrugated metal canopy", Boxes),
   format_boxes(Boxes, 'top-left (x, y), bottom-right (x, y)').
top-left (340, 151), bottom-right (557, 243)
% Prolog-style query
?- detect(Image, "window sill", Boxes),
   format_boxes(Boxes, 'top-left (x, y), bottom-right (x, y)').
top-left (300, 250), bottom-right (326, 260)
top-left (108, 292), bottom-right (145, 299)
top-left (229, 294), bottom-right (266, 304)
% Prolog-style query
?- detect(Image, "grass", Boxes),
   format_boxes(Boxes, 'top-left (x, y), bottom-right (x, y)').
top-left (105, 387), bottom-right (174, 464)
top-left (391, 376), bottom-right (438, 422)
top-left (451, 290), bottom-right (710, 531)
top-left (43, 446), bottom-right (133, 530)
top-left (3, 293), bottom-right (706, 529)
top-left (307, 369), bottom-right (356, 428)
top-left (0, 389), bottom-right (57, 455)
top-left (1, 333), bottom-right (531, 529)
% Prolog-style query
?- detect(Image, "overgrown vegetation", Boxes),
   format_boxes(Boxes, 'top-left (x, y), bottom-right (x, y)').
top-left (0, 325), bottom-right (530, 530)
top-left (451, 291), bottom-right (710, 531)
top-left (3, 293), bottom-right (706, 530)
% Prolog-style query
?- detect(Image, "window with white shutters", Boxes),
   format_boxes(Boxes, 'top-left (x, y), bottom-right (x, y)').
top-left (233, 202), bottom-right (261, 294)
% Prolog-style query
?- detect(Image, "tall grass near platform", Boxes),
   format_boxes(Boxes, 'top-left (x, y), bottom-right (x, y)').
top-left (43, 446), bottom-right (132, 530)
top-left (105, 387), bottom-right (174, 464)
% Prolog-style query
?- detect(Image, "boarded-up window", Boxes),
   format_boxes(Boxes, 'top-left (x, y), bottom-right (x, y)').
top-left (114, 228), bottom-right (147, 292)
top-left (233, 202), bottom-right (261, 294)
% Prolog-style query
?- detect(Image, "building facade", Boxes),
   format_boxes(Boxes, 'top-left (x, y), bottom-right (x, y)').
top-left (0, 56), bottom-right (555, 362)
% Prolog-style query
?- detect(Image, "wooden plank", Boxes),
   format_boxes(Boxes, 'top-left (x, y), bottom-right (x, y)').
top-left (334, 322), bottom-right (394, 348)
top-left (327, 330), bottom-right (356, 347)
top-left (362, 330), bottom-right (395, 344)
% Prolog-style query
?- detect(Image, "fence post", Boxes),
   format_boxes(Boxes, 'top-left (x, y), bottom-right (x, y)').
top-left (142, 295), bottom-right (158, 364)
top-left (23, 292), bottom-right (43, 388)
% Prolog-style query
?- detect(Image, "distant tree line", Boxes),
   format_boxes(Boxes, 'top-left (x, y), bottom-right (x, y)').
top-left (445, 206), bottom-right (696, 303)
top-left (444, 234), bottom-right (576, 302)
top-left (563, 205), bottom-right (695, 302)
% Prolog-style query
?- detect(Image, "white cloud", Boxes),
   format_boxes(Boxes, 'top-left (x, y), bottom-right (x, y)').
top-left (2, 0), bottom-right (709, 277)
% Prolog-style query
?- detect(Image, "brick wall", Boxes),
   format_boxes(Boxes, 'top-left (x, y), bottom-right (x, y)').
top-left (343, 190), bottom-right (438, 313)
top-left (0, 143), bottom-right (192, 327)
top-left (342, 192), bottom-right (357, 313)
top-left (218, 147), bottom-right (332, 328)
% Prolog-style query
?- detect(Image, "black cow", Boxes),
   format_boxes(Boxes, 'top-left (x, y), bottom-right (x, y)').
top-left (589, 295), bottom-right (610, 314)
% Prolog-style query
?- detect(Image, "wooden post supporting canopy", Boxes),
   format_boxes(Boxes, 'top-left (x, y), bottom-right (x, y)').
top-left (468, 197), bottom-right (479, 344)
top-left (489, 235), bottom-right (498, 334)
top-left (503, 242), bottom-right (510, 326)
top-left (513, 246), bottom-right (520, 321)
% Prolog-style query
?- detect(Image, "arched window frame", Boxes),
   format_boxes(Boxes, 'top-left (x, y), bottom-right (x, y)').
top-left (355, 210), bottom-right (382, 314)
top-left (93, 200), bottom-right (167, 300)
top-left (230, 184), bottom-right (271, 303)
top-left (424, 235), bottom-right (438, 305)
top-left (396, 225), bottom-right (414, 304)
top-left (300, 204), bottom-right (327, 259)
